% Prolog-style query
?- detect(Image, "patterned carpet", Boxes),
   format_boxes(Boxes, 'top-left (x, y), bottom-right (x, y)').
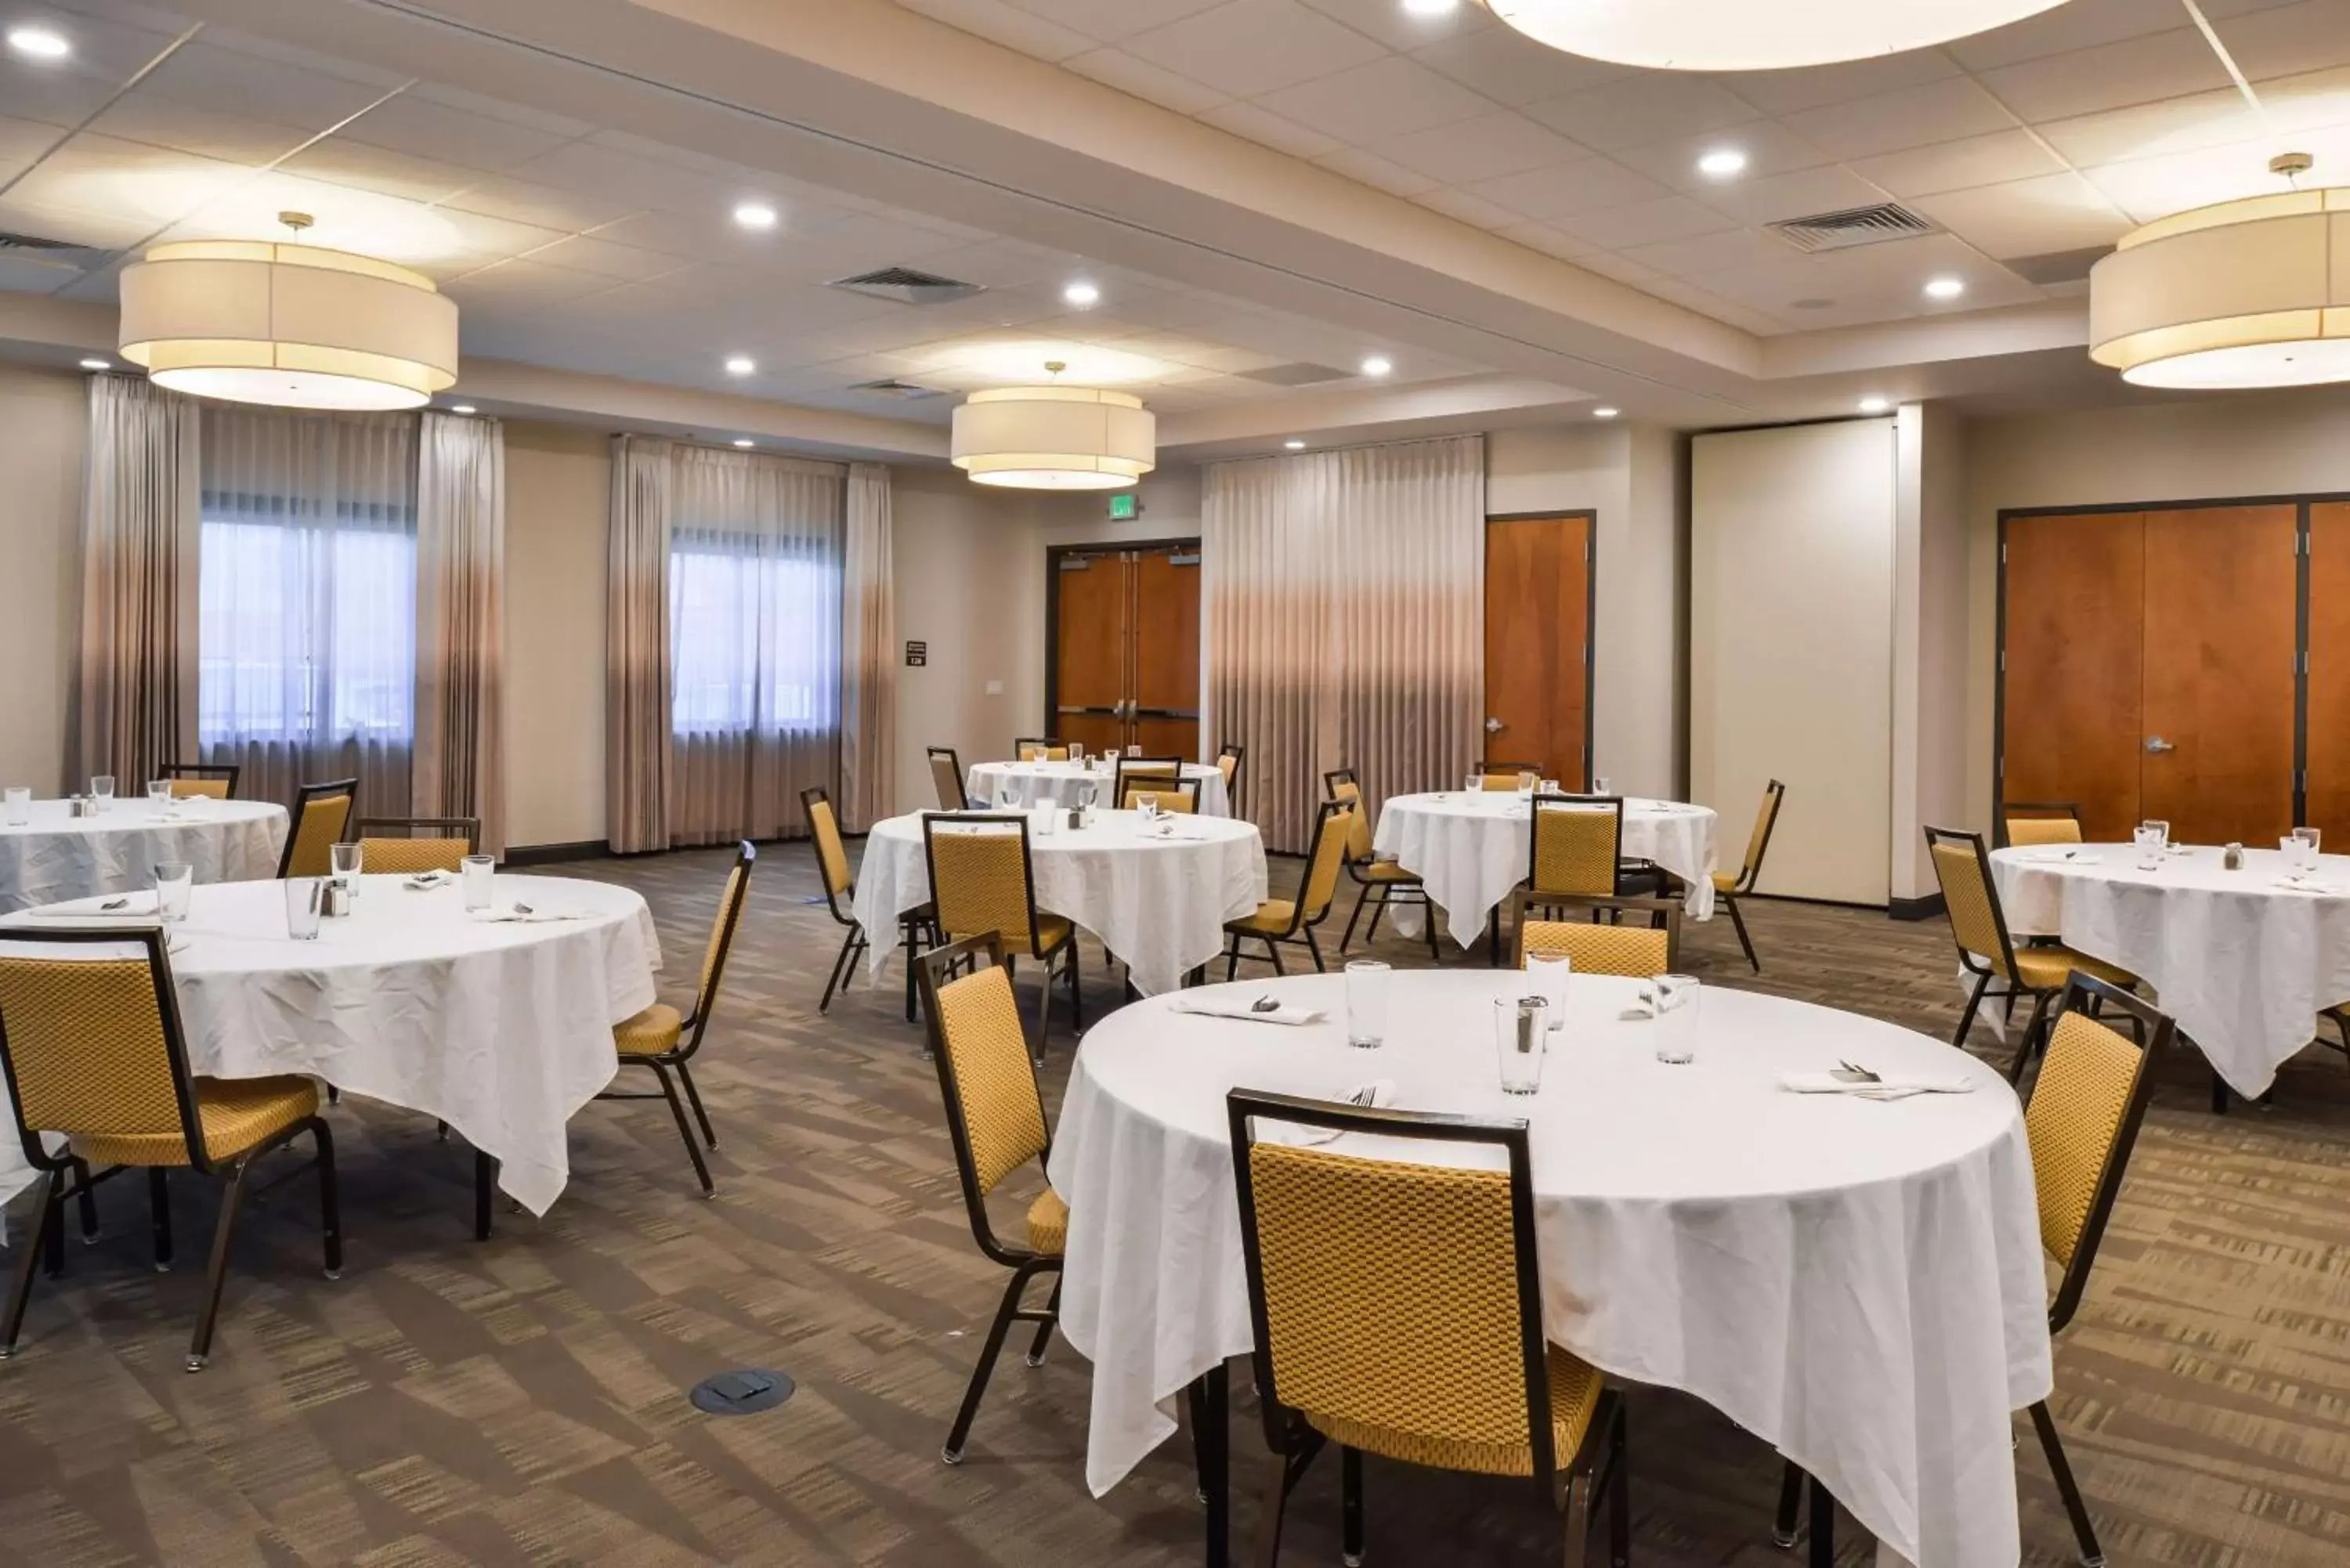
top-left (3, 843), bottom-right (2348, 1567)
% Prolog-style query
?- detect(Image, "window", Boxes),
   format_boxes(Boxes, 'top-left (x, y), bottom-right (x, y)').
top-left (670, 539), bottom-right (841, 737)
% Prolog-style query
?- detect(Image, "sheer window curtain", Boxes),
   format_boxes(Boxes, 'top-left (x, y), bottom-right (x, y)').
top-left (840, 463), bottom-right (895, 831)
top-left (197, 406), bottom-right (418, 814)
top-left (414, 411), bottom-right (506, 854)
top-left (606, 436), bottom-right (674, 853)
top-left (1205, 435), bottom-right (1484, 853)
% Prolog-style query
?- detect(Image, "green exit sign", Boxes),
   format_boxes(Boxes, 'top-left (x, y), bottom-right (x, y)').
top-left (1107, 492), bottom-right (1140, 521)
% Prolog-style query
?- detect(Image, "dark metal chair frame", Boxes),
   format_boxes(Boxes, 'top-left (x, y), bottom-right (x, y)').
top-left (161, 762), bottom-right (241, 798)
top-left (345, 815), bottom-right (481, 853)
top-left (1323, 768), bottom-right (1442, 964)
top-left (800, 786), bottom-right (938, 1021)
top-left (1528, 793), bottom-right (1629, 900)
top-left (1226, 1088), bottom-right (1629, 1568)
top-left (1120, 773), bottom-right (1203, 812)
top-left (1217, 742), bottom-right (1246, 819)
top-left (0, 927), bottom-right (341, 1372)
top-left (275, 777), bottom-right (359, 878)
top-left (1010, 736), bottom-right (1067, 760)
top-left (920, 813), bottom-right (1083, 1060)
top-left (1112, 754), bottom-right (1187, 810)
top-left (916, 934), bottom-right (1065, 1465)
top-left (927, 746), bottom-right (971, 811)
top-left (1509, 890), bottom-right (1683, 971)
top-left (1716, 778), bottom-right (1786, 973)
top-left (1926, 824), bottom-right (2100, 1084)
top-left (1222, 798), bottom-right (1352, 979)
top-left (591, 840), bottom-right (754, 1198)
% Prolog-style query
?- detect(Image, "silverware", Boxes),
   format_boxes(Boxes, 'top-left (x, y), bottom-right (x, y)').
top-left (1250, 995), bottom-right (1280, 1013)
top-left (1346, 1084), bottom-right (1378, 1107)
top-left (513, 902), bottom-right (534, 916)
top-left (1831, 1060), bottom-right (1881, 1084)
top-left (99, 897), bottom-right (128, 911)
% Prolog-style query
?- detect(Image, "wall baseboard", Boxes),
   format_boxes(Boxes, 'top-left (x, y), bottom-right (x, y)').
top-left (1887, 892), bottom-right (1946, 923)
top-left (504, 840), bottom-right (610, 866)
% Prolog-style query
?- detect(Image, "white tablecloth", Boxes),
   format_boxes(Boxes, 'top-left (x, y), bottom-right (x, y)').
top-left (1991, 842), bottom-right (2350, 1097)
top-left (1372, 792), bottom-right (1718, 945)
top-left (0, 873), bottom-right (660, 1219)
top-left (851, 809), bottom-right (1266, 996)
top-left (1050, 970), bottom-right (2049, 1568)
top-left (967, 760), bottom-right (1231, 818)
top-left (0, 798), bottom-right (287, 915)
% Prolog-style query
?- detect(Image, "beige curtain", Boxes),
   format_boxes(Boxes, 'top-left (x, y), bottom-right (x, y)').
top-left (72, 375), bottom-right (201, 794)
top-left (840, 462), bottom-right (895, 832)
top-left (1205, 435), bottom-right (1484, 853)
top-left (606, 435), bottom-right (674, 854)
top-left (414, 412), bottom-right (506, 854)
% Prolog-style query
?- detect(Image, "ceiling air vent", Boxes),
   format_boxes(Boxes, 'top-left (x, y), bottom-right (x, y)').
top-left (1237, 361), bottom-right (1352, 387)
top-left (828, 266), bottom-right (985, 305)
top-left (1767, 202), bottom-right (1940, 254)
top-left (0, 229), bottom-right (113, 273)
top-left (849, 378), bottom-right (950, 400)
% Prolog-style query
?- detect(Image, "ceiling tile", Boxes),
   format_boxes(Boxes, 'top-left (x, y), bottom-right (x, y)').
top-left (1292, 0), bottom-right (1493, 52)
top-left (1313, 144), bottom-right (1443, 197)
top-left (522, 234), bottom-right (688, 281)
top-left (399, 81), bottom-right (593, 142)
top-left (2037, 90), bottom-right (2263, 169)
top-left (1061, 47), bottom-right (1234, 114)
top-left (1691, 164), bottom-right (1890, 226)
top-left (1409, 25), bottom-right (1631, 107)
top-left (1521, 74), bottom-right (1759, 154)
top-left (0, 193), bottom-right (158, 249)
top-left (82, 98), bottom-right (315, 166)
top-left (2223, 0), bottom-right (2350, 81)
top-left (441, 258), bottom-right (624, 312)
top-left (337, 94), bottom-right (572, 175)
top-left (1618, 225), bottom-right (1799, 280)
top-left (276, 139), bottom-right (481, 204)
top-left (1252, 55), bottom-right (1491, 146)
top-left (1494, 220), bottom-right (1597, 261)
top-left (1466, 157), bottom-right (1670, 220)
top-left (6, 132), bottom-right (245, 232)
top-left (1849, 128), bottom-right (2069, 197)
top-left (1609, 120), bottom-right (1834, 195)
top-left (1708, 51), bottom-right (1959, 117)
top-left (439, 174), bottom-right (639, 233)
top-left (1781, 77), bottom-right (2018, 158)
top-left (1372, 110), bottom-right (1585, 183)
top-left (1412, 185), bottom-right (1520, 229)
top-left (897, 0), bottom-right (1094, 59)
top-left (0, 114), bottom-right (60, 185)
top-left (2078, 124), bottom-right (2350, 221)
top-left (1549, 194), bottom-right (1737, 251)
top-left (1907, 172), bottom-right (2135, 258)
top-left (122, 38), bottom-right (387, 132)
top-left (1119, 0), bottom-right (1388, 100)
top-left (509, 140), bottom-right (721, 215)
top-left (995, 0), bottom-right (1231, 43)
top-left (1974, 27), bottom-right (2232, 123)
top-left (1196, 99), bottom-right (1343, 157)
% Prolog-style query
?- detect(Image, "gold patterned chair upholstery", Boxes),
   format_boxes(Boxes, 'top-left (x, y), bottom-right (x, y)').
top-left (922, 814), bottom-right (1081, 1059)
top-left (1479, 761), bottom-right (1541, 793)
top-left (802, 786), bottom-right (937, 1020)
top-left (917, 935), bottom-right (1065, 1465)
top-left (1227, 1089), bottom-right (1628, 1567)
top-left (161, 763), bottom-right (239, 800)
top-left (2003, 801), bottom-right (2084, 848)
top-left (1324, 768), bottom-right (1442, 963)
top-left (1014, 739), bottom-right (1070, 762)
top-left (1217, 742), bottom-right (1246, 818)
top-left (1224, 799), bottom-right (1356, 977)
top-left (1122, 776), bottom-right (1201, 813)
top-left (1513, 891), bottom-right (1680, 976)
top-left (1112, 755), bottom-right (1184, 812)
top-left (595, 840), bottom-right (753, 1196)
top-left (1710, 778), bottom-right (1784, 973)
top-left (1926, 826), bottom-right (2137, 1083)
top-left (1529, 794), bottom-right (1625, 901)
top-left (928, 745), bottom-right (971, 811)
top-left (0, 927), bottom-right (340, 1372)
top-left (349, 816), bottom-right (478, 875)
top-left (277, 778), bottom-right (357, 878)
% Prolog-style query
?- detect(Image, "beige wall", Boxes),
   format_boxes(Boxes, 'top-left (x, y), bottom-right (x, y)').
top-left (0, 364), bottom-right (85, 797)
top-left (891, 467), bottom-right (1037, 811)
top-left (502, 421), bottom-right (609, 847)
top-left (1891, 402), bottom-right (1971, 901)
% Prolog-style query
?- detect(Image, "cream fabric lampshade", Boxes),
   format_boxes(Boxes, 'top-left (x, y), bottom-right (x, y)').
top-left (1484, 0), bottom-right (2072, 70)
top-left (2090, 187), bottom-right (2350, 389)
top-left (118, 238), bottom-right (459, 410)
top-left (950, 384), bottom-right (1155, 490)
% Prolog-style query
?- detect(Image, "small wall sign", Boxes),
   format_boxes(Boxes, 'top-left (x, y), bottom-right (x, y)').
top-left (1107, 492), bottom-right (1140, 521)
top-left (905, 641), bottom-right (927, 667)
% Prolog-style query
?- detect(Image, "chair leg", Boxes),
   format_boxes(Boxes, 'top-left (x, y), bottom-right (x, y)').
top-left (1264, 938), bottom-right (1285, 977)
top-left (69, 1157), bottom-right (97, 1245)
top-left (311, 1119), bottom-right (343, 1278)
top-left (904, 919), bottom-right (924, 1022)
top-left (819, 925), bottom-right (858, 1013)
top-left (1065, 942), bottom-right (1084, 1031)
top-left (1190, 1362), bottom-right (1231, 1567)
top-left (1726, 892), bottom-right (1760, 972)
top-left (2030, 1400), bottom-right (2106, 1566)
top-left (1252, 1449), bottom-right (1298, 1568)
top-left (1366, 887), bottom-right (1395, 948)
top-left (2009, 991), bottom-right (2054, 1086)
top-left (1953, 974), bottom-right (1990, 1051)
top-left (1025, 1279), bottom-right (1061, 1367)
top-left (0, 1169), bottom-right (62, 1357)
top-left (1225, 938), bottom-right (1241, 984)
top-left (1340, 1445), bottom-right (1365, 1568)
top-left (1030, 959), bottom-right (1054, 1064)
top-left (1807, 1472), bottom-right (1835, 1568)
top-left (678, 1061), bottom-right (718, 1149)
top-left (2211, 1067), bottom-right (2229, 1116)
top-left (1304, 928), bottom-right (1326, 974)
top-left (1773, 1460), bottom-right (1804, 1548)
top-left (650, 1063), bottom-right (716, 1197)
top-left (1340, 887), bottom-right (1370, 954)
top-left (475, 1150), bottom-right (499, 1241)
top-left (187, 1158), bottom-right (254, 1371)
top-left (943, 1266), bottom-right (1030, 1463)
top-left (1560, 1468), bottom-right (1594, 1568)
top-left (150, 1168), bottom-right (173, 1272)
top-left (1606, 1405), bottom-right (1629, 1568)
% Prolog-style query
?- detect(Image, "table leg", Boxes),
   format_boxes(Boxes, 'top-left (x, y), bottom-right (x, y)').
top-left (474, 1150), bottom-right (500, 1241)
top-left (1486, 906), bottom-right (1503, 968)
top-left (1807, 1471), bottom-right (1835, 1568)
top-left (1186, 1360), bottom-right (1231, 1568)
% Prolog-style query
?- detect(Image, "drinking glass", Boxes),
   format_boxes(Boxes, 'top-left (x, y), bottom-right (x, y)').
top-left (1465, 772), bottom-right (1480, 794)
top-left (4, 786), bottom-right (27, 826)
top-left (1068, 743), bottom-right (1084, 764)
top-left (1032, 804), bottom-right (1058, 836)
top-left (153, 861), bottom-right (193, 926)
top-left (1344, 959), bottom-right (1390, 1048)
top-left (2135, 826), bottom-right (2164, 871)
top-left (461, 854), bottom-right (495, 912)
top-left (2294, 826), bottom-right (2322, 869)
top-left (1138, 796), bottom-right (1160, 824)
top-left (1525, 952), bottom-right (1572, 1034)
top-left (2141, 819), bottom-right (2170, 848)
top-left (1126, 743), bottom-right (1141, 757)
top-left (331, 842), bottom-right (363, 900)
top-left (1650, 974), bottom-right (1700, 1064)
top-left (1517, 770), bottom-right (1537, 796)
top-left (90, 775), bottom-right (114, 812)
top-left (284, 877), bottom-right (323, 940)
top-left (1593, 775), bottom-right (1613, 797)
top-left (1495, 995), bottom-right (1548, 1094)
top-left (996, 785), bottom-right (1018, 811)
top-left (147, 780), bottom-right (172, 807)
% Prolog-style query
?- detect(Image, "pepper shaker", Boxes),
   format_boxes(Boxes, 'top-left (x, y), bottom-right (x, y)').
top-left (2224, 841), bottom-right (2244, 870)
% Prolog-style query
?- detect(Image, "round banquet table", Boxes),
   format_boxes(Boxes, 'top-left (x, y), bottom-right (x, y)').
top-left (1991, 840), bottom-right (2350, 1097)
top-left (0, 873), bottom-right (660, 1219)
top-left (0, 797), bottom-right (287, 916)
top-left (851, 809), bottom-right (1266, 997)
top-left (1372, 791), bottom-right (1719, 945)
top-left (967, 759), bottom-right (1231, 818)
top-left (1048, 969), bottom-right (2052, 1568)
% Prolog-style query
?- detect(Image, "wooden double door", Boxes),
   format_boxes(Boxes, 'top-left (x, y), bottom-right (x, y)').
top-left (2001, 501), bottom-right (2350, 847)
top-left (1484, 512), bottom-right (1594, 788)
top-left (1050, 541), bottom-right (1200, 757)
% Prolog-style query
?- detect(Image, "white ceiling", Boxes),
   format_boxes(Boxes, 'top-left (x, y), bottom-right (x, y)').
top-left (899, 0), bottom-right (2350, 333)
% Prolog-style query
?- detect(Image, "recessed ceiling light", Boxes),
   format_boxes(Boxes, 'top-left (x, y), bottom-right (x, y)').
top-left (732, 438), bottom-right (754, 448)
top-left (1858, 395), bottom-right (1891, 414)
top-left (1402, 0), bottom-right (1461, 16)
top-left (5, 25), bottom-right (70, 60)
top-left (1284, 439), bottom-right (1307, 450)
top-left (1923, 275), bottom-right (1965, 301)
top-left (78, 357), bottom-right (110, 371)
top-left (1062, 280), bottom-right (1101, 308)
top-left (1592, 406), bottom-right (1620, 419)
top-left (724, 355), bottom-right (756, 376)
top-left (450, 403), bottom-right (476, 414)
top-left (1361, 355), bottom-right (1394, 378)
top-left (732, 201), bottom-right (778, 231)
top-left (1696, 148), bottom-right (1748, 179)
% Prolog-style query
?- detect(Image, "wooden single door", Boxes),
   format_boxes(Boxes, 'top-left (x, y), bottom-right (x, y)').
top-left (2306, 503), bottom-right (2350, 842)
top-left (1050, 542), bottom-right (1201, 756)
top-left (2138, 505), bottom-right (2298, 845)
top-left (1054, 552), bottom-right (1130, 757)
top-left (2001, 512), bottom-right (2147, 844)
top-left (1484, 514), bottom-right (1593, 786)
top-left (1131, 546), bottom-right (1201, 758)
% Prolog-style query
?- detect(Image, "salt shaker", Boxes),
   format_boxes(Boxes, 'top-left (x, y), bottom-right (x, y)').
top-left (2224, 842), bottom-right (2244, 870)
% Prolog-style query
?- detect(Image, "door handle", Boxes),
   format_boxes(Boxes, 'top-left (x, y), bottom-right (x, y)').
top-left (2145, 736), bottom-right (2175, 753)
top-left (1484, 717), bottom-right (1506, 733)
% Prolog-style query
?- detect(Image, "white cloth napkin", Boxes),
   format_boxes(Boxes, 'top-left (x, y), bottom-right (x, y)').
top-left (1274, 1079), bottom-right (1399, 1146)
top-left (1781, 1071), bottom-right (1976, 1101)
top-left (468, 905), bottom-right (585, 924)
top-left (1169, 994), bottom-right (1325, 1026)
top-left (403, 870), bottom-right (455, 890)
top-left (16, 893), bottom-right (159, 920)
top-left (2011, 847), bottom-right (2079, 863)
top-left (2273, 877), bottom-right (2344, 894)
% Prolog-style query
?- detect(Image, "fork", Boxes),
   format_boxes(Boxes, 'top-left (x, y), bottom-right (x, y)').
top-left (1831, 1060), bottom-right (1881, 1084)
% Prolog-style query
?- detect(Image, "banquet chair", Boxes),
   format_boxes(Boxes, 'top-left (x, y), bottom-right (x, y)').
top-left (1926, 826), bottom-right (2136, 1084)
top-left (277, 779), bottom-right (358, 878)
top-left (349, 816), bottom-right (478, 874)
top-left (929, 746), bottom-right (971, 811)
top-left (1530, 793), bottom-right (1626, 902)
top-left (923, 814), bottom-right (1081, 1060)
top-left (1324, 768), bottom-right (1441, 963)
top-left (1113, 755), bottom-right (1184, 810)
top-left (801, 786), bottom-right (937, 1020)
top-left (0, 927), bottom-right (340, 1372)
top-left (1712, 779), bottom-right (1785, 973)
top-left (1014, 739), bottom-right (1069, 762)
top-left (1479, 761), bottom-right (1542, 791)
top-left (1775, 974), bottom-right (2170, 1568)
top-left (1223, 800), bottom-right (1355, 977)
top-left (1217, 742), bottom-right (1246, 818)
top-left (595, 840), bottom-right (753, 1197)
top-left (916, 935), bottom-right (1066, 1465)
top-left (1121, 775), bottom-right (1202, 813)
top-left (2003, 801), bottom-right (2084, 849)
top-left (1513, 892), bottom-right (1680, 976)
top-left (1226, 1088), bottom-right (1629, 1568)
top-left (161, 763), bottom-right (239, 800)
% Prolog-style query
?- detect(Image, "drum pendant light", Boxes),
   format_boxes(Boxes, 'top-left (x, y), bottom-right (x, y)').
top-left (1485, 0), bottom-right (2073, 72)
top-left (118, 211), bottom-right (459, 410)
top-left (949, 361), bottom-right (1155, 490)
